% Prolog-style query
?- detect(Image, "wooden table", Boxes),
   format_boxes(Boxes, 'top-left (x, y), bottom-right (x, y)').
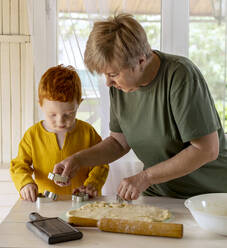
top-left (0, 195), bottom-right (226, 248)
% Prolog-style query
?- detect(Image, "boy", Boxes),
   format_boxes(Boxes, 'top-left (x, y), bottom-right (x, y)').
top-left (10, 65), bottom-right (109, 202)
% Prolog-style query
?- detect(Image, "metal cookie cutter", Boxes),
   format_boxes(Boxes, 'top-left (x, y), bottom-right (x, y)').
top-left (36, 193), bottom-right (53, 204)
top-left (43, 190), bottom-right (58, 201)
top-left (72, 192), bottom-right (89, 202)
top-left (116, 194), bottom-right (132, 204)
top-left (48, 172), bottom-right (69, 184)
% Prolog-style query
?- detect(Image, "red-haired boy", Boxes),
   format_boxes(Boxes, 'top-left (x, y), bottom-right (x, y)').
top-left (10, 65), bottom-right (109, 202)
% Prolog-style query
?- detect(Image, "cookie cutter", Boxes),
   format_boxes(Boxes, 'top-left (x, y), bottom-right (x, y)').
top-left (116, 194), bottom-right (132, 204)
top-left (48, 172), bottom-right (69, 184)
top-left (36, 190), bottom-right (57, 205)
top-left (36, 192), bottom-right (55, 204)
top-left (72, 192), bottom-right (89, 202)
top-left (43, 190), bottom-right (58, 201)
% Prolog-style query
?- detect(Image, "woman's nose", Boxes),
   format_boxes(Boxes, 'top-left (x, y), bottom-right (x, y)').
top-left (106, 79), bottom-right (115, 87)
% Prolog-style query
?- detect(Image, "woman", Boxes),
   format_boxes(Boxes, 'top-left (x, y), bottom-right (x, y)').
top-left (53, 13), bottom-right (227, 200)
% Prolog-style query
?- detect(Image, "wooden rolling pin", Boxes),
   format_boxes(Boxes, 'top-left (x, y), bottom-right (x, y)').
top-left (68, 216), bottom-right (183, 238)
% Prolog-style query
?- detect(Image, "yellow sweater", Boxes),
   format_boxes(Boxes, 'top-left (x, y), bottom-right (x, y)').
top-left (10, 119), bottom-right (109, 196)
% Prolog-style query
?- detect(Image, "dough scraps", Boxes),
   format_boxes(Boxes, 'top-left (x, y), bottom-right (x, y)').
top-left (67, 201), bottom-right (171, 222)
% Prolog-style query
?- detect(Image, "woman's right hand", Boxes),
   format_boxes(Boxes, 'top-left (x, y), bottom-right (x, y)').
top-left (20, 183), bottom-right (38, 202)
top-left (53, 154), bottom-right (80, 187)
top-left (53, 134), bottom-right (128, 187)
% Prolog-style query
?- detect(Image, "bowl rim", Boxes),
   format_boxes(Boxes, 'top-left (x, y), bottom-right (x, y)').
top-left (184, 193), bottom-right (227, 219)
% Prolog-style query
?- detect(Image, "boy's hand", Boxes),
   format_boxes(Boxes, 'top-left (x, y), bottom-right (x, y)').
top-left (20, 183), bottom-right (38, 202)
top-left (73, 184), bottom-right (98, 198)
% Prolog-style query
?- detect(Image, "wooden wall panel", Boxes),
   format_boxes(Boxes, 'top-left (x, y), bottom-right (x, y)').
top-left (20, 0), bottom-right (34, 136)
top-left (20, 0), bottom-right (29, 35)
top-left (10, 44), bottom-right (20, 159)
top-left (25, 43), bottom-right (34, 130)
top-left (1, 0), bottom-right (11, 162)
top-left (0, 0), bottom-right (2, 35)
top-left (11, 0), bottom-right (20, 159)
top-left (11, 0), bottom-right (19, 34)
top-left (0, 0), bottom-right (34, 165)
top-left (1, 44), bottom-right (11, 162)
top-left (0, 0), bottom-right (2, 163)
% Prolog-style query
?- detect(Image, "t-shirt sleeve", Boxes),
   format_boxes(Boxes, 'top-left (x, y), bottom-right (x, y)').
top-left (109, 88), bottom-right (123, 133)
top-left (170, 62), bottom-right (221, 143)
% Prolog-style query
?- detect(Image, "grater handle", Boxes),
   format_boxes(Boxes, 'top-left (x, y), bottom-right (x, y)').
top-left (29, 212), bottom-right (46, 221)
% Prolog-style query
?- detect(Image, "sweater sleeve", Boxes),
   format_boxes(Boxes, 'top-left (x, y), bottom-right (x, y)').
top-left (84, 164), bottom-right (109, 195)
top-left (10, 130), bottom-right (35, 193)
top-left (83, 127), bottom-right (109, 195)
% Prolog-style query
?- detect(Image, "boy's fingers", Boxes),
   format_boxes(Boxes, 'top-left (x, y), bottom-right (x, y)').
top-left (91, 190), bottom-right (98, 198)
top-left (23, 189), bottom-right (28, 200)
top-left (73, 185), bottom-right (88, 195)
top-left (23, 191), bottom-right (28, 201)
top-left (30, 189), bottom-right (36, 202)
top-left (25, 190), bottom-right (31, 202)
top-left (31, 186), bottom-right (38, 202)
top-left (86, 184), bottom-right (92, 190)
top-left (28, 189), bottom-right (34, 202)
top-left (86, 184), bottom-right (95, 191)
top-left (72, 188), bottom-right (80, 195)
top-left (21, 191), bottom-right (25, 200)
top-left (85, 186), bottom-right (97, 197)
top-left (88, 190), bottom-right (96, 197)
top-left (85, 188), bottom-right (92, 195)
top-left (20, 184), bottom-right (37, 202)
top-left (79, 187), bottom-right (86, 193)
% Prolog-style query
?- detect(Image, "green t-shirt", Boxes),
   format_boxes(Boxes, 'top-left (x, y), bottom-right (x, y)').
top-left (109, 50), bottom-right (227, 199)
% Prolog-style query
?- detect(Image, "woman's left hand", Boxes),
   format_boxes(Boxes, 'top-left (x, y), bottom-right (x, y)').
top-left (117, 170), bottom-right (150, 200)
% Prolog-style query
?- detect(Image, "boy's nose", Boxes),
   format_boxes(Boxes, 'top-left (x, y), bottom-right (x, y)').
top-left (56, 116), bottom-right (65, 125)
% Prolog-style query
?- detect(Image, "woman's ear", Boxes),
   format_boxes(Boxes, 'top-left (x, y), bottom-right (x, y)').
top-left (138, 55), bottom-right (146, 72)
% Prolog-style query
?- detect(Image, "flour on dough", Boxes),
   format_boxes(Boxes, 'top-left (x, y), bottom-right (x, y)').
top-left (67, 201), bottom-right (170, 222)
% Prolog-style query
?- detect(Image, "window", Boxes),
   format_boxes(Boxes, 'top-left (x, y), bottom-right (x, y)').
top-left (189, 0), bottom-right (227, 130)
top-left (57, 0), bottom-right (161, 134)
top-left (57, 0), bottom-right (227, 131)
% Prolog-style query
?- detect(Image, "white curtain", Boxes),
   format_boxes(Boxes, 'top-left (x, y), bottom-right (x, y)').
top-left (58, 0), bottom-right (145, 195)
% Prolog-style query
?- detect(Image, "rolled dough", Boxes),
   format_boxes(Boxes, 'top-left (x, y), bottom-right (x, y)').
top-left (67, 201), bottom-right (170, 222)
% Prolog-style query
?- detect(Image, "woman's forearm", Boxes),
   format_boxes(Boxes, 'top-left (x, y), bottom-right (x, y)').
top-left (72, 136), bottom-right (130, 167)
top-left (145, 142), bottom-right (218, 185)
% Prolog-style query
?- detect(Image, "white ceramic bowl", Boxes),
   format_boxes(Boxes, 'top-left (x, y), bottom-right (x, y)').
top-left (184, 193), bottom-right (227, 236)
